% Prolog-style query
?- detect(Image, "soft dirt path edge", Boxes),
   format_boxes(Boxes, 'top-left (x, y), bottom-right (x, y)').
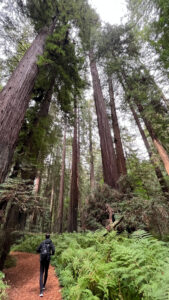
top-left (4, 252), bottom-right (62, 300)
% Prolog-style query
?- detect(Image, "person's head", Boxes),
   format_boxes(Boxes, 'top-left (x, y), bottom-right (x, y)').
top-left (45, 233), bottom-right (50, 239)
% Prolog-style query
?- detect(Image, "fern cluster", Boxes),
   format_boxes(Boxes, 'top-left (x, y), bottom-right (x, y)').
top-left (14, 230), bottom-right (169, 299)
top-left (52, 231), bottom-right (169, 299)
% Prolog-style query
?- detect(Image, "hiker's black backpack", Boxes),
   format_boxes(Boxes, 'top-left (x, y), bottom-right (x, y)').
top-left (40, 242), bottom-right (50, 261)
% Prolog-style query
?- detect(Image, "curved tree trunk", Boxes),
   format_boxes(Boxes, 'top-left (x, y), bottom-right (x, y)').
top-left (108, 76), bottom-right (127, 176)
top-left (0, 21), bottom-right (55, 183)
top-left (89, 50), bottom-right (119, 188)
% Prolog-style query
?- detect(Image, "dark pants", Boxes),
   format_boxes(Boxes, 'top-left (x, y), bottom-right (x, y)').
top-left (40, 260), bottom-right (50, 293)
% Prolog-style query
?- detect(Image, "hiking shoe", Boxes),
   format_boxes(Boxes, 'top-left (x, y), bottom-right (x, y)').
top-left (39, 293), bottom-right (43, 297)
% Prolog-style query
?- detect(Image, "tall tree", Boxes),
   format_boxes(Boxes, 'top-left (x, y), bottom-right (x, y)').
top-left (56, 123), bottom-right (67, 233)
top-left (89, 50), bottom-right (119, 188)
top-left (88, 103), bottom-right (95, 189)
top-left (108, 76), bottom-right (127, 176)
top-left (68, 100), bottom-right (79, 232)
top-left (75, 3), bottom-right (119, 188)
top-left (0, 0), bottom-right (86, 183)
top-left (98, 23), bottom-right (169, 177)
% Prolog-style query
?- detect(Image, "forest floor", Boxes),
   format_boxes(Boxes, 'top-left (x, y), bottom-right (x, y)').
top-left (4, 252), bottom-right (62, 300)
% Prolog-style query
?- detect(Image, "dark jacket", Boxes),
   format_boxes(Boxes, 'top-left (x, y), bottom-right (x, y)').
top-left (37, 238), bottom-right (55, 261)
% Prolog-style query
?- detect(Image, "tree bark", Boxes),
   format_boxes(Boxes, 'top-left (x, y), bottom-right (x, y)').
top-left (129, 100), bottom-right (169, 193)
top-left (0, 22), bottom-right (55, 183)
top-left (153, 139), bottom-right (169, 175)
top-left (89, 50), bottom-right (119, 188)
top-left (77, 106), bottom-right (83, 223)
top-left (88, 105), bottom-right (95, 189)
top-left (50, 182), bottom-right (55, 214)
top-left (56, 124), bottom-right (66, 233)
top-left (108, 76), bottom-right (127, 176)
top-left (33, 171), bottom-right (41, 194)
top-left (68, 100), bottom-right (79, 232)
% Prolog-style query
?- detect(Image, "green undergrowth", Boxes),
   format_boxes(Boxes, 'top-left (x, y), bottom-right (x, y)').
top-left (12, 233), bottom-right (45, 253)
top-left (0, 271), bottom-right (8, 300)
top-left (13, 230), bottom-right (169, 300)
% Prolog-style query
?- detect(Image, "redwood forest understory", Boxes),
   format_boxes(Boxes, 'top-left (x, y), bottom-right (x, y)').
top-left (1, 0), bottom-right (169, 299)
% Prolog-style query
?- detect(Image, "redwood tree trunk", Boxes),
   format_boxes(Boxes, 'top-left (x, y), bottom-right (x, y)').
top-left (77, 106), bottom-right (83, 218)
top-left (129, 100), bottom-right (169, 193)
top-left (108, 76), bottom-right (127, 176)
top-left (33, 171), bottom-right (41, 194)
top-left (56, 124), bottom-right (67, 233)
top-left (89, 50), bottom-right (119, 188)
top-left (29, 171), bottom-right (42, 231)
top-left (88, 105), bottom-right (95, 189)
top-left (0, 23), bottom-right (55, 183)
top-left (68, 101), bottom-right (79, 232)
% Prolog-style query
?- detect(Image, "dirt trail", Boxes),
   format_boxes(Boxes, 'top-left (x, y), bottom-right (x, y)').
top-left (4, 252), bottom-right (62, 300)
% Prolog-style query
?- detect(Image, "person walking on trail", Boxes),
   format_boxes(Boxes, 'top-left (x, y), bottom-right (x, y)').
top-left (37, 234), bottom-right (55, 297)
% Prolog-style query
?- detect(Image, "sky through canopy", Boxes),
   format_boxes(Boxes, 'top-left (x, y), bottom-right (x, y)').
top-left (89, 0), bottom-right (127, 25)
